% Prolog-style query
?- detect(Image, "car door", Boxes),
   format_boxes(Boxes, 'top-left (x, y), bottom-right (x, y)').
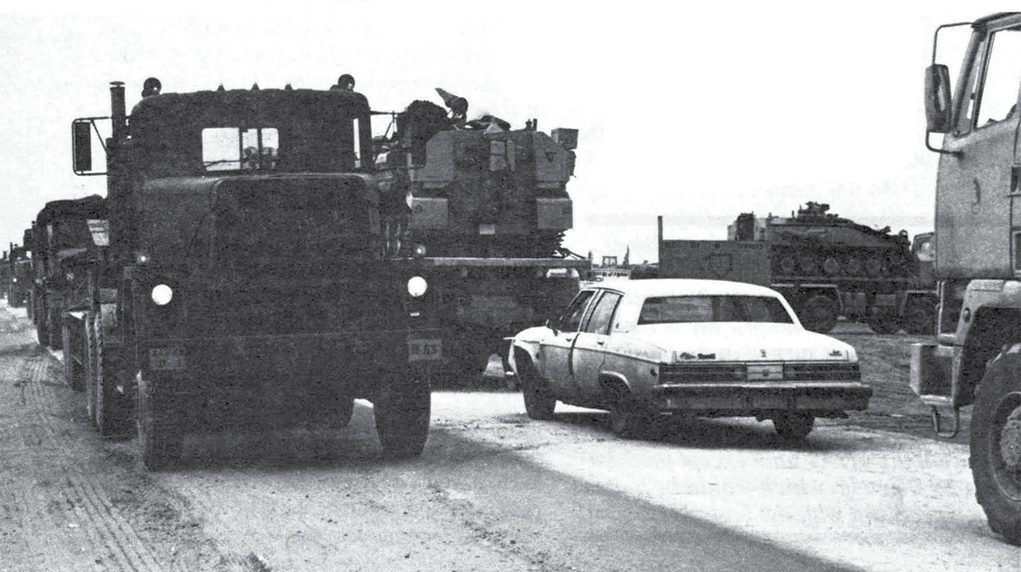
top-left (539, 289), bottom-right (596, 401)
top-left (571, 290), bottom-right (623, 404)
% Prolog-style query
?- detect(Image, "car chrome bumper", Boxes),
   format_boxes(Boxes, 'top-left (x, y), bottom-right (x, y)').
top-left (652, 383), bottom-right (872, 413)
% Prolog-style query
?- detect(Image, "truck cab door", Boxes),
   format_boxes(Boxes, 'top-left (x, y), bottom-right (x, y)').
top-left (539, 289), bottom-right (595, 402)
top-left (935, 23), bottom-right (1021, 279)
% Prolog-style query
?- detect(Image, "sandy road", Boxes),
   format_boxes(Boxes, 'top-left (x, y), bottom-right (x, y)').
top-left (1, 302), bottom-right (1018, 571)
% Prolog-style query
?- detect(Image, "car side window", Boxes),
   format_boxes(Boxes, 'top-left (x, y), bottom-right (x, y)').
top-left (559, 290), bottom-right (596, 332)
top-left (582, 292), bottom-right (622, 335)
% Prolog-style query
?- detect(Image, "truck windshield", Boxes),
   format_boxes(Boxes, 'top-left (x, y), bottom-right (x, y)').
top-left (203, 127), bottom-right (278, 171)
top-left (638, 295), bottom-right (794, 325)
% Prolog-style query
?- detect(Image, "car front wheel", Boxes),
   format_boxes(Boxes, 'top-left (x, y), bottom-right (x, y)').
top-left (518, 356), bottom-right (556, 420)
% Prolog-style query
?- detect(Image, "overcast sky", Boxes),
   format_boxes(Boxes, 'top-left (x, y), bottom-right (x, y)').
top-left (0, 2), bottom-right (1012, 263)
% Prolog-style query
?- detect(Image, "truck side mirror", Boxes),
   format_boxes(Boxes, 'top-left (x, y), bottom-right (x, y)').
top-left (72, 120), bottom-right (94, 174)
top-left (924, 64), bottom-right (952, 134)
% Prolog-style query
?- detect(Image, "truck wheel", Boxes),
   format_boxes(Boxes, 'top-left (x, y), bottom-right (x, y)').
top-left (47, 308), bottom-right (63, 350)
top-left (970, 351), bottom-right (1021, 545)
top-left (867, 309), bottom-right (902, 335)
top-left (903, 298), bottom-right (937, 336)
top-left (518, 356), bottom-right (556, 420)
top-left (800, 296), bottom-right (838, 333)
top-left (35, 298), bottom-right (48, 348)
top-left (374, 373), bottom-right (430, 458)
top-left (61, 315), bottom-right (84, 392)
top-left (137, 370), bottom-right (184, 471)
top-left (773, 412), bottom-right (815, 441)
top-left (87, 312), bottom-right (122, 435)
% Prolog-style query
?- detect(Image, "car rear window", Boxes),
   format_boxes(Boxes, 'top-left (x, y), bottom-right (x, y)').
top-left (637, 295), bottom-right (794, 325)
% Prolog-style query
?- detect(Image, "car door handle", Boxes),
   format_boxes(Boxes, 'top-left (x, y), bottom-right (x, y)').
top-left (596, 340), bottom-right (605, 346)
top-left (564, 336), bottom-right (574, 342)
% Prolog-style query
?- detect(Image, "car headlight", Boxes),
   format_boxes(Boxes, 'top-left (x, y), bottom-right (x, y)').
top-left (151, 284), bottom-right (173, 306)
top-left (407, 276), bottom-right (428, 298)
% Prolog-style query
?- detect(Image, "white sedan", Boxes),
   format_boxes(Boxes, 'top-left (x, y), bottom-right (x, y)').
top-left (508, 279), bottom-right (871, 440)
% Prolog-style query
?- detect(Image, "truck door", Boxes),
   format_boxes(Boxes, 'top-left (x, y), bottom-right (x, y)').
top-left (571, 290), bottom-right (623, 403)
top-left (540, 289), bottom-right (595, 401)
top-left (935, 23), bottom-right (1021, 279)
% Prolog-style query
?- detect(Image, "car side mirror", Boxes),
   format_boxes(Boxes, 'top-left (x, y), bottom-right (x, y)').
top-left (545, 317), bottom-right (560, 335)
top-left (924, 64), bottom-right (952, 134)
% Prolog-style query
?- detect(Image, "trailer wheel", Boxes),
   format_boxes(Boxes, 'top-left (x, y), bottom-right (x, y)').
top-left (903, 298), bottom-right (937, 336)
top-left (969, 351), bottom-right (1021, 545)
top-left (773, 412), bottom-right (815, 441)
top-left (137, 370), bottom-right (184, 471)
top-left (800, 295), bottom-right (838, 333)
top-left (61, 315), bottom-right (84, 392)
top-left (518, 354), bottom-right (556, 420)
top-left (374, 372), bottom-right (430, 458)
top-left (867, 309), bottom-right (903, 335)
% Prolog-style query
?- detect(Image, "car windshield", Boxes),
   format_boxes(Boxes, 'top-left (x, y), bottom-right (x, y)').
top-left (637, 295), bottom-right (794, 325)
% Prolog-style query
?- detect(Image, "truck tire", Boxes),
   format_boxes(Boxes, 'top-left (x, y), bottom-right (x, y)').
top-left (374, 373), bottom-right (430, 458)
top-left (773, 412), bottom-right (815, 440)
top-left (61, 315), bottom-right (84, 392)
top-left (86, 312), bottom-right (122, 435)
top-left (137, 370), bottom-right (184, 471)
top-left (35, 297), bottom-right (48, 348)
top-left (799, 295), bottom-right (838, 334)
top-left (903, 298), bottom-right (937, 336)
top-left (969, 350), bottom-right (1021, 545)
top-left (517, 355), bottom-right (556, 420)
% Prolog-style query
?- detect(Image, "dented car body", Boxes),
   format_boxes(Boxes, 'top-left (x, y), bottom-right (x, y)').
top-left (508, 279), bottom-right (872, 439)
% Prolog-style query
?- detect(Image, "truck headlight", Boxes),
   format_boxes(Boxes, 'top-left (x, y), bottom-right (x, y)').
top-left (407, 276), bottom-right (428, 298)
top-left (151, 284), bottom-right (173, 306)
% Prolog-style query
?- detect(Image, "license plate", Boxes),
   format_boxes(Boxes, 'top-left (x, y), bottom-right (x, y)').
top-left (149, 346), bottom-right (186, 371)
top-left (407, 338), bottom-right (442, 362)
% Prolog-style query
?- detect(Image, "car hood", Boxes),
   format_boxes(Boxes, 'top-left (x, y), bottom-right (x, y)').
top-left (630, 323), bottom-right (856, 362)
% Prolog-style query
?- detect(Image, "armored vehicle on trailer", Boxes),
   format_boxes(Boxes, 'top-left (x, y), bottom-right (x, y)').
top-left (374, 90), bottom-right (588, 381)
top-left (70, 77), bottom-right (442, 469)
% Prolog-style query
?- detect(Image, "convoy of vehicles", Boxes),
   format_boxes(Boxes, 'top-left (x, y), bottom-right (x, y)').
top-left (910, 11), bottom-right (1021, 544)
top-left (657, 208), bottom-right (936, 335)
top-left (508, 279), bottom-right (870, 439)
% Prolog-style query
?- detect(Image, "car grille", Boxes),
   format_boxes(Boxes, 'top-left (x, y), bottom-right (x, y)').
top-left (659, 362), bottom-right (859, 383)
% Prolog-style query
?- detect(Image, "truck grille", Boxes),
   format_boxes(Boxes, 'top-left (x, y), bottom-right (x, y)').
top-left (659, 362), bottom-right (859, 383)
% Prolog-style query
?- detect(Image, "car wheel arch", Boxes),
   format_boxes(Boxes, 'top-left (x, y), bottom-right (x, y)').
top-left (599, 373), bottom-right (633, 405)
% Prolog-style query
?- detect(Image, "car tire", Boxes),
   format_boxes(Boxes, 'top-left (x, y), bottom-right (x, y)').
top-left (374, 372), bottom-right (431, 459)
top-left (518, 357), bottom-right (556, 420)
top-left (609, 400), bottom-right (651, 440)
top-left (800, 296), bottom-right (838, 334)
top-left (773, 412), bottom-right (815, 441)
top-left (969, 350), bottom-right (1021, 545)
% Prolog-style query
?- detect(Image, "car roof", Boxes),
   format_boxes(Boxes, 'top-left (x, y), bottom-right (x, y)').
top-left (585, 278), bottom-right (781, 299)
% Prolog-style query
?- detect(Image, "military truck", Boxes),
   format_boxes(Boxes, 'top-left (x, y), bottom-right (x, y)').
top-left (7, 239), bottom-right (31, 308)
top-left (657, 206), bottom-right (918, 334)
top-left (69, 77), bottom-right (442, 469)
top-left (28, 195), bottom-right (106, 350)
top-left (374, 90), bottom-right (589, 382)
top-left (911, 11), bottom-right (1021, 544)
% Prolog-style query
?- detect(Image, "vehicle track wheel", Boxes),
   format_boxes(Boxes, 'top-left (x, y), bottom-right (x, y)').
top-left (776, 254), bottom-right (797, 276)
top-left (798, 255), bottom-right (819, 276)
top-left (137, 370), bottom-right (184, 471)
top-left (823, 257), bottom-right (841, 276)
top-left (844, 256), bottom-right (863, 276)
top-left (773, 412), bottom-right (815, 441)
top-left (903, 298), bottom-right (937, 336)
top-left (800, 296), bottom-right (838, 333)
top-left (609, 399), bottom-right (651, 440)
top-left (518, 357), bottom-right (555, 420)
top-left (374, 372), bottom-right (431, 458)
top-left (970, 350), bottom-right (1021, 545)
